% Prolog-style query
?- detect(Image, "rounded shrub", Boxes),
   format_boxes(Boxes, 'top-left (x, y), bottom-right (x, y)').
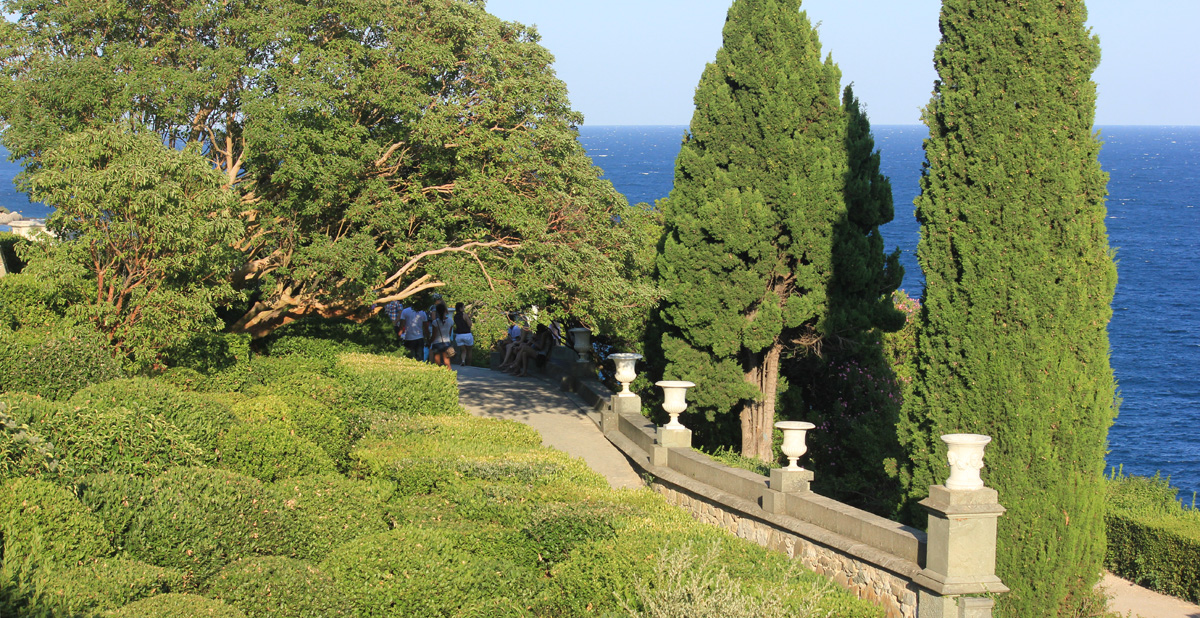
top-left (230, 395), bottom-right (348, 464)
top-left (35, 558), bottom-right (190, 616)
top-left (0, 325), bottom-right (124, 400)
top-left (0, 477), bottom-right (113, 567)
top-left (29, 402), bottom-right (205, 478)
top-left (110, 593), bottom-right (246, 618)
top-left (268, 474), bottom-right (389, 561)
top-left (78, 467), bottom-right (285, 583)
top-left (319, 526), bottom-right (543, 618)
top-left (218, 420), bottom-right (336, 483)
top-left (0, 400), bottom-right (63, 481)
top-left (206, 556), bottom-right (353, 618)
top-left (70, 377), bottom-right (235, 457)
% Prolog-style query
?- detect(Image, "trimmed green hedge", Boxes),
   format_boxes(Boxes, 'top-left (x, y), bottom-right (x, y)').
top-left (34, 558), bottom-right (190, 617)
top-left (0, 325), bottom-right (124, 400)
top-left (110, 593), bottom-right (246, 618)
top-left (79, 467), bottom-right (286, 582)
top-left (337, 353), bottom-right (461, 417)
top-left (231, 395), bottom-right (348, 465)
top-left (268, 474), bottom-right (389, 561)
top-left (1105, 472), bottom-right (1200, 602)
top-left (206, 556), bottom-right (353, 618)
top-left (70, 378), bottom-right (235, 458)
top-left (0, 477), bottom-right (114, 567)
top-left (7, 397), bottom-right (205, 478)
top-left (218, 420), bottom-right (336, 482)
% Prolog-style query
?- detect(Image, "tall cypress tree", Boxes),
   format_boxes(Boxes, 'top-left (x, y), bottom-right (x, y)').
top-left (657, 0), bottom-right (901, 461)
top-left (898, 1), bottom-right (1116, 615)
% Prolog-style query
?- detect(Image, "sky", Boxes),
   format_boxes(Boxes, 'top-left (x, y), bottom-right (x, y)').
top-left (484, 0), bottom-right (1200, 127)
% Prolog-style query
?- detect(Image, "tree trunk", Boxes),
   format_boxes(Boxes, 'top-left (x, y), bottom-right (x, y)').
top-left (740, 343), bottom-right (782, 462)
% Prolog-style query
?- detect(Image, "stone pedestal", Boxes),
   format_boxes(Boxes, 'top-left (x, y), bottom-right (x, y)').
top-left (914, 485), bottom-right (1007, 618)
top-left (604, 393), bottom-right (640, 433)
top-left (770, 467), bottom-right (814, 493)
top-left (657, 426), bottom-right (692, 448)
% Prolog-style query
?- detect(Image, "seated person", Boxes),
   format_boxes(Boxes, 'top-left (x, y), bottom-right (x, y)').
top-left (507, 324), bottom-right (553, 377)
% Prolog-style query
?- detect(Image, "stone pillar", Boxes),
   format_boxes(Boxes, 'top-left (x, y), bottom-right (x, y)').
top-left (762, 467), bottom-right (813, 514)
top-left (604, 392), bottom-right (639, 434)
top-left (914, 485), bottom-right (1008, 618)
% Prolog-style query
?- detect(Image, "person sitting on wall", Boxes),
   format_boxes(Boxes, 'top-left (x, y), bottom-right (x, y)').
top-left (507, 323), bottom-right (553, 377)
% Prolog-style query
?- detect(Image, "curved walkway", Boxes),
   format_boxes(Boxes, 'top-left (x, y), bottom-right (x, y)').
top-left (452, 365), bottom-right (643, 490)
top-left (453, 364), bottom-right (1198, 618)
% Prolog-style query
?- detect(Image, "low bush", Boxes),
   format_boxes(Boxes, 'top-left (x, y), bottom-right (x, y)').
top-left (319, 526), bottom-right (543, 618)
top-left (35, 558), bottom-right (190, 617)
top-left (218, 420), bottom-right (336, 482)
top-left (0, 324), bottom-right (124, 400)
top-left (521, 503), bottom-right (618, 567)
top-left (0, 401), bottom-right (62, 481)
top-left (351, 416), bottom-right (544, 477)
top-left (231, 395), bottom-right (348, 464)
top-left (264, 314), bottom-right (400, 355)
top-left (70, 378), bottom-right (235, 458)
top-left (163, 331), bottom-right (251, 374)
top-left (206, 556), bottom-right (354, 618)
top-left (0, 272), bottom-right (59, 330)
top-left (0, 477), bottom-right (114, 567)
top-left (1105, 471), bottom-right (1200, 602)
top-left (20, 401), bottom-right (205, 478)
top-left (78, 467), bottom-right (285, 583)
top-left (110, 593), bottom-right (246, 618)
top-left (337, 353), bottom-right (461, 417)
top-left (268, 474), bottom-right (389, 562)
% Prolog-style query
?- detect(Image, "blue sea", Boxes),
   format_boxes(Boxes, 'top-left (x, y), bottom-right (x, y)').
top-left (4, 126), bottom-right (1197, 499)
top-left (578, 124), bottom-right (1200, 501)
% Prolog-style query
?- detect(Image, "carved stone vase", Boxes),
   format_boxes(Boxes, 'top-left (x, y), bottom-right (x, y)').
top-left (942, 433), bottom-right (992, 490)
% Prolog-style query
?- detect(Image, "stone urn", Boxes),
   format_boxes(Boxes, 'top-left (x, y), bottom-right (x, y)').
top-left (609, 353), bottom-right (643, 396)
top-left (775, 421), bottom-right (815, 470)
top-left (942, 433), bottom-right (992, 490)
top-left (568, 327), bottom-right (591, 362)
top-left (655, 381), bottom-right (695, 429)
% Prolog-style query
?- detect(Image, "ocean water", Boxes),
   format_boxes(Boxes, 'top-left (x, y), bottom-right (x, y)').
top-left (578, 124), bottom-right (1200, 500)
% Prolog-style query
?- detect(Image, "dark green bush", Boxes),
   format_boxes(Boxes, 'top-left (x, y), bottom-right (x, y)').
top-left (0, 273), bottom-right (59, 331)
top-left (265, 335), bottom-right (357, 371)
top-left (206, 556), bottom-right (353, 618)
top-left (18, 401), bottom-right (205, 478)
top-left (218, 420), bottom-right (336, 483)
top-left (0, 477), bottom-right (114, 567)
top-left (110, 593), bottom-right (246, 618)
top-left (319, 526), bottom-right (542, 618)
top-left (78, 467), bottom-right (285, 583)
top-left (268, 474), bottom-right (389, 561)
top-left (1105, 472), bottom-right (1200, 603)
top-left (521, 503), bottom-right (618, 566)
top-left (163, 331), bottom-right (251, 374)
top-left (0, 325), bottom-right (124, 400)
top-left (0, 401), bottom-right (62, 480)
top-left (264, 314), bottom-right (400, 355)
top-left (35, 558), bottom-right (190, 617)
top-left (337, 353), bottom-right (461, 417)
top-left (230, 395), bottom-right (348, 464)
top-left (70, 378), bottom-right (235, 457)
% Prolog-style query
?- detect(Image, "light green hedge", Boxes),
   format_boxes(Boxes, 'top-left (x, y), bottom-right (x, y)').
top-left (1105, 472), bottom-right (1200, 603)
top-left (336, 352), bottom-right (461, 417)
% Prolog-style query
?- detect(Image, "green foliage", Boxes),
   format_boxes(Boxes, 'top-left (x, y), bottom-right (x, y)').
top-left (319, 526), bottom-right (544, 618)
top-left (231, 395), bottom-right (348, 465)
top-left (20, 125), bottom-right (244, 370)
top-left (899, 1), bottom-right (1116, 615)
top-left (78, 467), bottom-right (286, 583)
top-left (0, 324), bottom-right (124, 400)
top-left (109, 593), bottom-right (247, 618)
top-left (268, 474), bottom-right (389, 562)
top-left (70, 378), bottom-right (235, 459)
top-left (0, 232), bottom-right (28, 275)
top-left (337, 353), bottom-right (462, 417)
top-left (164, 332), bottom-right (252, 375)
top-left (1105, 472), bottom-right (1200, 603)
top-left (217, 420), bottom-right (336, 483)
top-left (0, 401), bottom-right (62, 480)
top-left (34, 558), bottom-right (190, 617)
top-left (0, 0), bottom-right (655, 340)
top-left (0, 272), bottom-right (62, 331)
top-left (521, 503), bottom-right (617, 566)
top-left (0, 477), bottom-right (114, 567)
top-left (206, 556), bottom-right (353, 618)
top-left (654, 2), bottom-right (899, 461)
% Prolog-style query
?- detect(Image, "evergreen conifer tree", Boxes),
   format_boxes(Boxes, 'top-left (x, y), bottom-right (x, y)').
top-left (656, 0), bottom-right (901, 460)
top-left (898, 1), bottom-right (1116, 615)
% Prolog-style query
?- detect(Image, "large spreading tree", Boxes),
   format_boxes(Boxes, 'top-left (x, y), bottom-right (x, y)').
top-left (897, 0), bottom-right (1116, 615)
top-left (656, 0), bottom-right (901, 461)
top-left (0, 0), bottom-right (655, 346)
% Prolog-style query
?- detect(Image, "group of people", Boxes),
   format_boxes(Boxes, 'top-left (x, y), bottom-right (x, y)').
top-left (383, 295), bottom-right (475, 369)
top-left (496, 313), bottom-right (560, 377)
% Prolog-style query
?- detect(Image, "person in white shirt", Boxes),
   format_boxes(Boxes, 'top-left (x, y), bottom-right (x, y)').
top-left (399, 305), bottom-right (426, 361)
